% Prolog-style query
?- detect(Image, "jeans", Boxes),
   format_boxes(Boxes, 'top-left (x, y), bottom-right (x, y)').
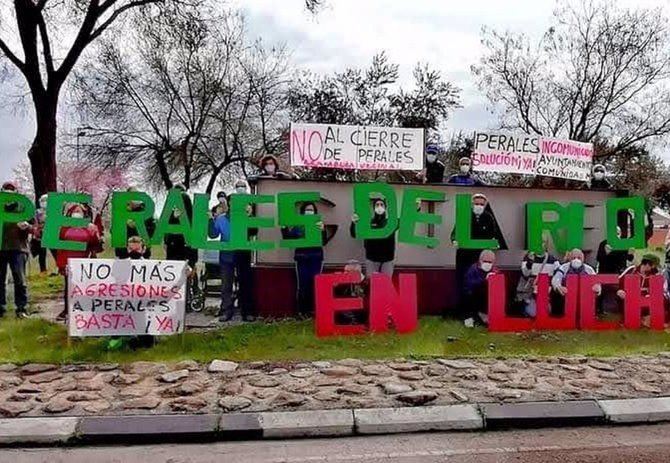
top-left (235, 252), bottom-right (255, 318)
top-left (364, 260), bottom-right (394, 277)
top-left (524, 298), bottom-right (537, 317)
top-left (0, 250), bottom-right (28, 313)
top-left (295, 257), bottom-right (323, 316)
top-left (219, 262), bottom-right (235, 318)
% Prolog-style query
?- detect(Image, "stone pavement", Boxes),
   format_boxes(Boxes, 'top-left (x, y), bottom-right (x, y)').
top-left (1, 355), bottom-right (670, 418)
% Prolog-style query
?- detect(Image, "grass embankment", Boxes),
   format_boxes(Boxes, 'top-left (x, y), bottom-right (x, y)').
top-left (1, 316), bottom-right (670, 365)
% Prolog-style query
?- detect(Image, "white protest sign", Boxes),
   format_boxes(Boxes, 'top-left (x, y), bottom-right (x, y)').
top-left (535, 137), bottom-right (593, 181)
top-left (67, 259), bottom-right (188, 337)
top-left (289, 122), bottom-right (424, 171)
top-left (472, 132), bottom-right (593, 181)
top-left (471, 132), bottom-right (539, 175)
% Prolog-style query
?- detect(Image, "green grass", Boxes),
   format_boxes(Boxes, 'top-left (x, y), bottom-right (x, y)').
top-left (1, 316), bottom-right (670, 365)
top-left (26, 273), bottom-right (64, 301)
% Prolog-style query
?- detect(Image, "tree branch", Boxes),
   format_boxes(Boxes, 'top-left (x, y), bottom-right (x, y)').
top-left (0, 37), bottom-right (25, 72)
top-left (89, 0), bottom-right (161, 43)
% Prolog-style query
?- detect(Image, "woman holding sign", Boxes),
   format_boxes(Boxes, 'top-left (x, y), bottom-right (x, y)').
top-left (350, 198), bottom-right (397, 277)
top-left (282, 202), bottom-right (334, 317)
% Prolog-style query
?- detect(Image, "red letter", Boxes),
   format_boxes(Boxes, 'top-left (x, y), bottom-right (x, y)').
top-left (488, 273), bottom-right (535, 332)
top-left (536, 274), bottom-right (578, 330)
top-left (624, 274), bottom-right (665, 330)
top-left (369, 273), bottom-right (417, 334)
top-left (315, 273), bottom-right (366, 337)
top-left (579, 274), bottom-right (619, 331)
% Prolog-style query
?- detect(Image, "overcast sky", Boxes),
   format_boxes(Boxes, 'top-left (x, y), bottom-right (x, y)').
top-left (0, 0), bottom-right (666, 183)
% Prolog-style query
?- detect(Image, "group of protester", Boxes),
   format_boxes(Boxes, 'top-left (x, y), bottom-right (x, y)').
top-left (0, 148), bottom-right (649, 331)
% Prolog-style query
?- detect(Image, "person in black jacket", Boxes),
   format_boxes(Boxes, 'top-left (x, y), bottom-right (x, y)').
top-left (350, 197), bottom-right (397, 277)
top-left (417, 144), bottom-right (445, 184)
top-left (115, 199), bottom-right (156, 259)
top-left (451, 193), bottom-right (507, 322)
top-left (164, 191), bottom-right (197, 269)
top-left (282, 202), bottom-right (334, 317)
top-left (590, 164), bottom-right (611, 190)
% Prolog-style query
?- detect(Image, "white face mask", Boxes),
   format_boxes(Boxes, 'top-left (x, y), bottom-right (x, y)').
top-left (473, 205), bottom-right (485, 216)
top-left (460, 164), bottom-right (471, 174)
top-left (71, 212), bottom-right (84, 219)
top-left (173, 209), bottom-right (181, 218)
top-left (374, 206), bottom-right (386, 216)
top-left (571, 258), bottom-right (583, 269)
top-left (304, 209), bottom-right (316, 216)
top-left (218, 197), bottom-right (226, 205)
top-left (426, 154), bottom-right (437, 163)
top-left (593, 172), bottom-right (605, 180)
top-left (481, 262), bottom-right (493, 273)
top-left (265, 164), bottom-right (276, 174)
top-left (39, 200), bottom-right (47, 209)
top-left (235, 187), bottom-right (246, 194)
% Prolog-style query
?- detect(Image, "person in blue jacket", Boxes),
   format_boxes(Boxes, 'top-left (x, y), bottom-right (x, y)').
top-left (446, 157), bottom-right (485, 186)
top-left (282, 202), bottom-right (334, 317)
top-left (209, 197), bottom-right (236, 322)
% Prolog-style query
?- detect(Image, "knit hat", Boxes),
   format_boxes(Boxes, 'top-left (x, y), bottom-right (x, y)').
top-left (425, 144), bottom-right (440, 155)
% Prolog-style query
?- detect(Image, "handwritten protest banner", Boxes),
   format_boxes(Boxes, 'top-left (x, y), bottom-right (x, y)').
top-left (67, 259), bottom-right (188, 337)
top-left (472, 132), bottom-right (593, 180)
top-left (472, 132), bottom-right (540, 175)
top-left (535, 137), bottom-right (593, 181)
top-left (290, 123), bottom-right (424, 171)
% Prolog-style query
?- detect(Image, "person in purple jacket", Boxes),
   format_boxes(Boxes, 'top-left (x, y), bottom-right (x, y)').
top-left (463, 250), bottom-right (498, 327)
top-left (446, 157), bottom-right (485, 186)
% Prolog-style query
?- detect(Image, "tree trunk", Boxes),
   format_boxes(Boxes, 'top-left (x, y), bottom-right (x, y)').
top-left (28, 97), bottom-right (58, 201)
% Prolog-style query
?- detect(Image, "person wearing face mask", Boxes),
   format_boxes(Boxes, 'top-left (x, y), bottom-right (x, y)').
top-left (282, 202), bottom-right (334, 317)
top-left (463, 250), bottom-right (498, 327)
top-left (55, 203), bottom-right (102, 321)
top-left (208, 196), bottom-right (236, 322)
top-left (257, 155), bottom-right (292, 179)
top-left (31, 194), bottom-right (50, 273)
top-left (233, 179), bottom-right (249, 195)
top-left (446, 157), bottom-right (485, 186)
top-left (350, 197), bottom-right (397, 277)
top-left (0, 181), bottom-right (33, 319)
top-left (551, 248), bottom-right (599, 315)
top-left (114, 192), bottom-right (156, 259)
top-left (211, 191), bottom-right (228, 219)
top-left (164, 190), bottom-right (197, 269)
top-left (590, 164), bottom-right (611, 190)
top-left (515, 243), bottom-right (560, 317)
top-left (451, 193), bottom-right (507, 320)
top-left (417, 145), bottom-right (445, 184)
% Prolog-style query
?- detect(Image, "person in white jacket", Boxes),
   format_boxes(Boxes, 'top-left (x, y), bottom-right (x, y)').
top-left (551, 249), bottom-right (601, 315)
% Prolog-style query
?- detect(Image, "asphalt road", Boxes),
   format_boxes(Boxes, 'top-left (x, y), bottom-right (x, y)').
top-left (4, 424), bottom-right (670, 463)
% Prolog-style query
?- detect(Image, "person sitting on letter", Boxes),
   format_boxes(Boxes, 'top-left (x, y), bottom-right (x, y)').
top-left (463, 250), bottom-right (498, 327)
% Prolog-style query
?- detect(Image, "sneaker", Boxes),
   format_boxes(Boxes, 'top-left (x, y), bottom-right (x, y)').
top-left (463, 317), bottom-right (475, 328)
top-left (56, 310), bottom-right (67, 321)
top-left (16, 311), bottom-right (29, 320)
top-left (243, 315), bottom-right (257, 323)
top-left (478, 312), bottom-right (489, 326)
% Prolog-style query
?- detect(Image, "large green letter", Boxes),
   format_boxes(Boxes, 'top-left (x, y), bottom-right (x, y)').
top-left (352, 182), bottom-right (398, 239)
top-left (398, 188), bottom-right (445, 248)
top-left (228, 194), bottom-right (275, 251)
top-left (110, 191), bottom-right (155, 248)
top-left (278, 192), bottom-right (322, 249)
top-left (454, 194), bottom-right (499, 249)
top-left (0, 192), bottom-right (34, 246)
top-left (526, 202), bottom-right (584, 254)
top-left (42, 192), bottom-right (92, 251)
top-left (151, 188), bottom-right (192, 246)
top-left (606, 196), bottom-right (646, 250)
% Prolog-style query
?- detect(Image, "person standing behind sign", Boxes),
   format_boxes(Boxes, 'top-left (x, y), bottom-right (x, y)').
top-left (590, 164), bottom-right (611, 190)
top-left (0, 181), bottom-right (32, 319)
top-left (282, 202), bottom-right (334, 317)
top-left (350, 198), bottom-right (397, 277)
top-left (446, 157), bottom-right (485, 186)
top-left (208, 197), bottom-right (236, 322)
top-left (115, 195), bottom-right (156, 260)
top-left (232, 196), bottom-right (258, 322)
top-left (257, 155), bottom-right (292, 179)
top-left (56, 203), bottom-right (102, 321)
top-left (417, 144), bottom-right (445, 184)
top-left (451, 193), bottom-right (506, 325)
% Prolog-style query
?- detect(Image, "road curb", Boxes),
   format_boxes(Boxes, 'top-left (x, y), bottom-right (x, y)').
top-left (2, 397), bottom-right (670, 445)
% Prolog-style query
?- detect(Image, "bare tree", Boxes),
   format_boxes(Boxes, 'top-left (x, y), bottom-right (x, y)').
top-left (0, 0), bottom-right (200, 199)
top-left (72, 6), bottom-right (289, 193)
top-left (472, 0), bottom-right (670, 159)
